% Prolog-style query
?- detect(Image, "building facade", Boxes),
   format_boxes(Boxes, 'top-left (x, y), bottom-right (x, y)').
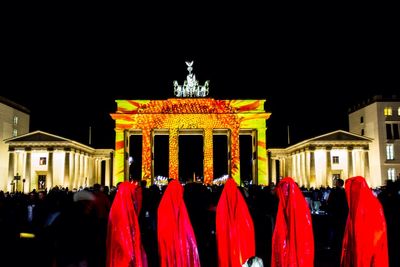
top-left (349, 95), bottom-right (400, 187)
top-left (5, 131), bottom-right (114, 193)
top-left (269, 130), bottom-right (372, 188)
top-left (0, 96), bottom-right (30, 191)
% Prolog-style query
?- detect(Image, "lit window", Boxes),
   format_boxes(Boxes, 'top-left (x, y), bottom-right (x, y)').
top-left (386, 144), bottom-right (394, 160)
top-left (12, 129), bottom-right (18, 137)
top-left (332, 156), bottom-right (339, 164)
top-left (388, 168), bottom-right (396, 181)
top-left (384, 107), bottom-right (392, 116)
top-left (13, 116), bottom-right (18, 125)
top-left (39, 157), bottom-right (47, 165)
top-left (398, 107), bottom-right (400, 116)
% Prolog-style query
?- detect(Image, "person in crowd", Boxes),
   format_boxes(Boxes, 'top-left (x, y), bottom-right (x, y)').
top-left (326, 177), bottom-right (348, 263)
top-left (341, 176), bottom-right (388, 267)
top-left (271, 177), bottom-right (314, 267)
top-left (106, 181), bottom-right (147, 267)
top-left (157, 179), bottom-right (200, 267)
top-left (216, 177), bottom-right (255, 267)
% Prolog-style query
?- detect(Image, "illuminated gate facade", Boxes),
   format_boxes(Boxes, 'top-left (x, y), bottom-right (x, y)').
top-left (111, 98), bottom-right (270, 185)
top-left (110, 62), bottom-right (270, 185)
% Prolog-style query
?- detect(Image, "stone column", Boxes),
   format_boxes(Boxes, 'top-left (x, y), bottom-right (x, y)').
top-left (109, 151), bottom-right (114, 186)
top-left (347, 148), bottom-right (353, 178)
top-left (142, 128), bottom-right (152, 183)
top-left (281, 158), bottom-right (286, 179)
top-left (257, 129), bottom-right (268, 185)
top-left (25, 149), bottom-right (31, 193)
top-left (169, 128), bottom-right (179, 179)
top-left (114, 129), bottom-right (125, 184)
top-left (8, 149), bottom-right (15, 191)
top-left (203, 128), bottom-right (214, 184)
top-left (271, 158), bottom-right (276, 184)
top-left (300, 151), bottom-right (307, 187)
top-left (64, 151), bottom-right (70, 188)
top-left (47, 149), bottom-right (53, 189)
top-left (230, 127), bottom-right (240, 185)
top-left (364, 149), bottom-right (370, 181)
top-left (309, 149), bottom-right (316, 187)
top-left (326, 148), bottom-right (332, 187)
top-left (227, 131), bottom-right (231, 177)
top-left (124, 130), bottom-right (129, 182)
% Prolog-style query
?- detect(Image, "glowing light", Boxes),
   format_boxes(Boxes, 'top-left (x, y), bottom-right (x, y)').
top-left (173, 61), bottom-right (209, 97)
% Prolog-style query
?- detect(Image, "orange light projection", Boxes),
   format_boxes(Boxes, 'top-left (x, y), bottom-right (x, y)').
top-left (111, 98), bottom-right (270, 185)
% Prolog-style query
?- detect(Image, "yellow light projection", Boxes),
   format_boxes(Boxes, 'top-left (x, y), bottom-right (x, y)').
top-left (111, 98), bottom-right (270, 185)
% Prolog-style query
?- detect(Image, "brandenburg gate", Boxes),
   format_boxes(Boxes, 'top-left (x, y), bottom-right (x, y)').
top-left (111, 62), bottom-right (271, 185)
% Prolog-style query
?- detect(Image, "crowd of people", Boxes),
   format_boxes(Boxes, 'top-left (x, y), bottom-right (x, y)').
top-left (0, 176), bottom-right (399, 266)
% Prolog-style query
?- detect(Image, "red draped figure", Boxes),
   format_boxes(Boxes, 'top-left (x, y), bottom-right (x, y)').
top-left (271, 177), bottom-right (314, 267)
top-left (106, 181), bottom-right (147, 267)
top-left (157, 179), bottom-right (200, 267)
top-left (341, 176), bottom-right (388, 267)
top-left (216, 178), bottom-right (255, 267)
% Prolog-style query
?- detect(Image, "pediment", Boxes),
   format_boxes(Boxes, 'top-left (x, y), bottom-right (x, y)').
top-left (5, 130), bottom-right (70, 143)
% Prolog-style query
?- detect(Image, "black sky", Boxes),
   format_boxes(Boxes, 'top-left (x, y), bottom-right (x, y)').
top-left (2, 5), bottom-right (399, 149)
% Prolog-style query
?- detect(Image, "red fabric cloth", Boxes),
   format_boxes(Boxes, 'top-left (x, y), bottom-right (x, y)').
top-left (271, 177), bottom-right (314, 267)
top-left (216, 178), bottom-right (255, 267)
top-left (341, 176), bottom-right (388, 267)
top-left (106, 182), bottom-right (147, 267)
top-left (157, 180), bottom-right (200, 267)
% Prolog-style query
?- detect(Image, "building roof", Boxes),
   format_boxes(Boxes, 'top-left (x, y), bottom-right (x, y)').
top-left (348, 94), bottom-right (400, 113)
top-left (308, 129), bottom-right (372, 142)
top-left (0, 96), bottom-right (30, 114)
top-left (269, 129), bottom-right (372, 154)
top-left (5, 130), bottom-right (70, 142)
top-left (4, 130), bottom-right (95, 153)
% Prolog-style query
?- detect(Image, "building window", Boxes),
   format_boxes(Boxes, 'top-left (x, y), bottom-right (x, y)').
top-left (388, 168), bottom-right (396, 181)
top-left (398, 107), bottom-right (400, 116)
top-left (393, 124), bottom-right (400, 139)
top-left (12, 129), bottom-right (18, 137)
top-left (39, 157), bottom-right (47, 165)
top-left (360, 116), bottom-right (364, 123)
top-left (332, 156), bottom-right (339, 164)
top-left (361, 129), bottom-right (364, 136)
top-left (386, 144), bottom-right (394, 160)
top-left (384, 107), bottom-right (393, 116)
top-left (13, 116), bottom-right (18, 125)
top-left (386, 123), bottom-right (400, 140)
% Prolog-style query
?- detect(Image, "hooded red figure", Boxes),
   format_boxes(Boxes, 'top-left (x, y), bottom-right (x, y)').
top-left (341, 176), bottom-right (388, 267)
top-left (106, 181), bottom-right (147, 267)
top-left (271, 177), bottom-right (314, 267)
top-left (216, 178), bottom-right (255, 267)
top-left (157, 179), bottom-right (200, 267)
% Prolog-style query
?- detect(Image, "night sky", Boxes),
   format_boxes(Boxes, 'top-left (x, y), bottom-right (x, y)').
top-left (2, 5), bottom-right (399, 150)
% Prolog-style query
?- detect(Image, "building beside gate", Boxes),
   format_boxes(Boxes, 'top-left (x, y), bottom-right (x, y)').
top-left (269, 130), bottom-right (372, 188)
top-left (349, 95), bottom-right (400, 187)
top-left (5, 131), bottom-right (114, 193)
